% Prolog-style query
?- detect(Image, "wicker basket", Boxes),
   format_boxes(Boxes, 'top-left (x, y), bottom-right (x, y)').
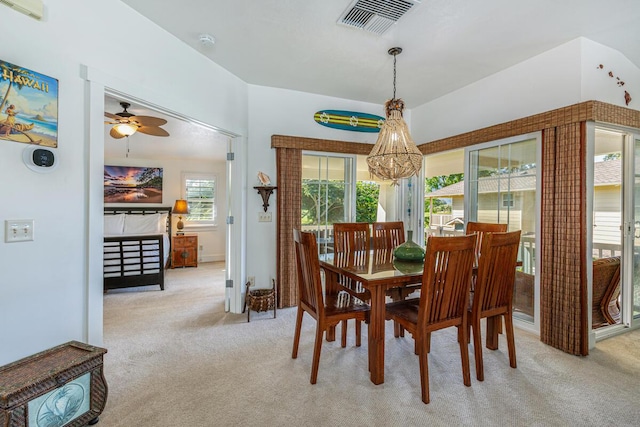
top-left (243, 279), bottom-right (277, 322)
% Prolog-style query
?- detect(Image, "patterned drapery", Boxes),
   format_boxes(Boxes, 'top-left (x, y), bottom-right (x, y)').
top-left (276, 147), bottom-right (302, 307)
top-left (540, 123), bottom-right (588, 355)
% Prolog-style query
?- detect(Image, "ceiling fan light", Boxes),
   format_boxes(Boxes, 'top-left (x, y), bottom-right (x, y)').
top-left (113, 123), bottom-right (138, 137)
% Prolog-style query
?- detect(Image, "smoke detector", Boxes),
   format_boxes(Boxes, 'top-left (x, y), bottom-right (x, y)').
top-left (337, 0), bottom-right (421, 35)
top-left (199, 34), bottom-right (216, 46)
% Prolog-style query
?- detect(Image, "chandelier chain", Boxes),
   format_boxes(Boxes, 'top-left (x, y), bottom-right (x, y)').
top-left (393, 52), bottom-right (397, 100)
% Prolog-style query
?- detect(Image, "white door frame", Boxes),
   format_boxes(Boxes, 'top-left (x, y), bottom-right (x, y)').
top-left (83, 66), bottom-right (246, 346)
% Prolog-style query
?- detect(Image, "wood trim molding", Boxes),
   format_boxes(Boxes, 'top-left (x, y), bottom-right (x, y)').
top-left (271, 101), bottom-right (638, 157)
top-left (271, 135), bottom-right (374, 155)
top-left (418, 101), bottom-right (640, 155)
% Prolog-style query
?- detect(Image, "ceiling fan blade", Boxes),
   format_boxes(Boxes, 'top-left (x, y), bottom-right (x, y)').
top-left (131, 115), bottom-right (167, 127)
top-left (109, 127), bottom-right (127, 139)
top-left (104, 112), bottom-right (120, 120)
top-left (137, 126), bottom-right (170, 137)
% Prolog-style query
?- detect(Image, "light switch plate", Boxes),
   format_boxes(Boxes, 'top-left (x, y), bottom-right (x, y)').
top-left (5, 219), bottom-right (35, 242)
top-left (258, 212), bottom-right (272, 222)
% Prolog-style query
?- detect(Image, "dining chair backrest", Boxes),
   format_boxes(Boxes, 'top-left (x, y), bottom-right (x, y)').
top-left (293, 229), bottom-right (324, 318)
top-left (465, 221), bottom-right (508, 264)
top-left (472, 230), bottom-right (521, 316)
top-left (418, 234), bottom-right (476, 329)
top-left (372, 221), bottom-right (405, 251)
top-left (333, 222), bottom-right (370, 253)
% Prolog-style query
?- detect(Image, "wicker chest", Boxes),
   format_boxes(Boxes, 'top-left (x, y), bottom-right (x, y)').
top-left (0, 341), bottom-right (108, 427)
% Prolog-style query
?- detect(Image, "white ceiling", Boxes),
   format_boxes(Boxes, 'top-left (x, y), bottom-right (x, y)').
top-left (104, 95), bottom-right (229, 161)
top-left (121, 0), bottom-right (640, 109)
top-left (110, 0), bottom-right (640, 161)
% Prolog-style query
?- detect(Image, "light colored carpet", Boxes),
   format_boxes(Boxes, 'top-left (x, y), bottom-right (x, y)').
top-left (101, 262), bottom-right (640, 426)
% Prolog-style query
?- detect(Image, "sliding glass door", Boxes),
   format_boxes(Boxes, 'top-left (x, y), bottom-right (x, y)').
top-left (301, 153), bottom-right (355, 257)
top-left (465, 134), bottom-right (540, 330)
top-left (632, 137), bottom-right (640, 324)
top-left (301, 153), bottom-right (401, 257)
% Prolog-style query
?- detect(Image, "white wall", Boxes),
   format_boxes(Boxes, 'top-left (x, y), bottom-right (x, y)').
top-left (412, 38), bottom-right (640, 144)
top-left (245, 85), bottom-right (389, 288)
top-left (411, 38), bottom-right (581, 143)
top-left (0, 1), bottom-right (247, 365)
top-left (581, 39), bottom-right (640, 107)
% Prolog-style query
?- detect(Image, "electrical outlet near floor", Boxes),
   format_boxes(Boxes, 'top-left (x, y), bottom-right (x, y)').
top-left (248, 276), bottom-right (255, 287)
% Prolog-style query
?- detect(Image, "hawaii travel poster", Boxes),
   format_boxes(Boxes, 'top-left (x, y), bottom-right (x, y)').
top-left (0, 59), bottom-right (58, 147)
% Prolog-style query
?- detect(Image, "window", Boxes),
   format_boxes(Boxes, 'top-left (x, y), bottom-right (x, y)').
top-left (502, 193), bottom-right (514, 207)
top-left (183, 173), bottom-right (216, 225)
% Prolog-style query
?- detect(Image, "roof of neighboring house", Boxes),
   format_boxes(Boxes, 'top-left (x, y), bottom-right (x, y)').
top-left (426, 159), bottom-right (621, 197)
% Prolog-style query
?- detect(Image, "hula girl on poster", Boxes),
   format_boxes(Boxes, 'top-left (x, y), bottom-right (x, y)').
top-left (0, 59), bottom-right (58, 147)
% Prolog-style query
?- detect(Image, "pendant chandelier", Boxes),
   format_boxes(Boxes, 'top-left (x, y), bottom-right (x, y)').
top-left (366, 47), bottom-right (422, 185)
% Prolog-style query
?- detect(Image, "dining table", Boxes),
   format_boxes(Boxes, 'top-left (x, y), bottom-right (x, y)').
top-left (320, 249), bottom-right (423, 385)
top-left (320, 248), bottom-right (522, 385)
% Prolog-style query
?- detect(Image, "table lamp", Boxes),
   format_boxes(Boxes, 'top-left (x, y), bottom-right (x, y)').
top-left (173, 199), bottom-right (189, 234)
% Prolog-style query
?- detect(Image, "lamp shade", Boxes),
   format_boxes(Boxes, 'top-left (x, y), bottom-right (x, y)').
top-left (113, 122), bottom-right (138, 137)
top-left (366, 108), bottom-right (422, 185)
top-left (173, 199), bottom-right (189, 232)
top-left (173, 199), bottom-right (189, 215)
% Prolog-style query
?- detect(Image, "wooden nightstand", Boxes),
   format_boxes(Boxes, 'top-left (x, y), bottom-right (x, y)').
top-left (172, 234), bottom-right (198, 268)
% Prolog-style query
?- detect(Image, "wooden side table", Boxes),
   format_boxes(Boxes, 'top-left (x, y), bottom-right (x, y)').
top-left (172, 234), bottom-right (198, 268)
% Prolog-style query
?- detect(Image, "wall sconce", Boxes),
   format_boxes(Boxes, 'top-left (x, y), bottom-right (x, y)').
top-left (172, 199), bottom-right (189, 234)
top-left (254, 186), bottom-right (277, 212)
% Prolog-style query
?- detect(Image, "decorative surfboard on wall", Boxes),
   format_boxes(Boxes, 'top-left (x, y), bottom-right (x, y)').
top-left (314, 110), bottom-right (385, 133)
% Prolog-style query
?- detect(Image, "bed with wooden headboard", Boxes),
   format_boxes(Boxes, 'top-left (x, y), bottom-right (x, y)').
top-left (103, 206), bottom-right (172, 292)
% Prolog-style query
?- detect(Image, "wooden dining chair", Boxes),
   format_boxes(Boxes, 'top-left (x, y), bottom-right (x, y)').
top-left (372, 221), bottom-right (405, 251)
top-left (469, 230), bottom-right (521, 381)
top-left (386, 234), bottom-right (476, 404)
top-left (291, 229), bottom-right (370, 384)
top-left (465, 221), bottom-right (509, 334)
top-left (465, 221), bottom-right (508, 266)
top-left (334, 222), bottom-right (371, 252)
top-left (333, 223), bottom-right (371, 300)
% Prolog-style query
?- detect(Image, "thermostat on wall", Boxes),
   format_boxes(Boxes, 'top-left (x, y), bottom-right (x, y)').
top-left (23, 145), bottom-right (58, 173)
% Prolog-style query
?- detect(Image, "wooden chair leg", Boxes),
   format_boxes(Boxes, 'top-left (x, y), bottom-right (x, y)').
top-left (355, 320), bottom-right (361, 347)
top-left (292, 308), bottom-right (304, 359)
top-left (341, 320), bottom-right (347, 348)
top-left (418, 334), bottom-right (430, 404)
top-left (504, 313), bottom-right (517, 368)
top-left (458, 325), bottom-right (471, 387)
top-left (472, 318), bottom-right (484, 381)
top-left (394, 321), bottom-right (400, 338)
top-left (310, 325), bottom-right (324, 384)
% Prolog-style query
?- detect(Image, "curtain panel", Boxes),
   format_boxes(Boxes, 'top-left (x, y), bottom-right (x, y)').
top-left (540, 123), bottom-right (588, 356)
top-left (276, 147), bottom-right (302, 307)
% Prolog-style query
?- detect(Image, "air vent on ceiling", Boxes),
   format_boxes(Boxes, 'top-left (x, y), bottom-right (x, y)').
top-left (0, 0), bottom-right (43, 20)
top-left (337, 0), bottom-right (421, 35)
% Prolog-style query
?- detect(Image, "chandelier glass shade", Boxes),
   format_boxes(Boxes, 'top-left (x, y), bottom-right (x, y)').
top-left (113, 122), bottom-right (138, 137)
top-left (367, 47), bottom-right (422, 185)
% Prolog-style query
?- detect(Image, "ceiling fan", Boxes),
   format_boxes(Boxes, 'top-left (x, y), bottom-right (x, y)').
top-left (104, 102), bottom-right (170, 138)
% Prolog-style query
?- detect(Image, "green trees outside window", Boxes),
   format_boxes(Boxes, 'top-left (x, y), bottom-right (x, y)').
top-left (301, 180), bottom-right (380, 225)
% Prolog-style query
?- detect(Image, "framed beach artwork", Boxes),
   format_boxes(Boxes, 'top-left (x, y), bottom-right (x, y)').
top-left (104, 165), bottom-right (163, 203)
top-left (0, 59), bottom-right (58, 147)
